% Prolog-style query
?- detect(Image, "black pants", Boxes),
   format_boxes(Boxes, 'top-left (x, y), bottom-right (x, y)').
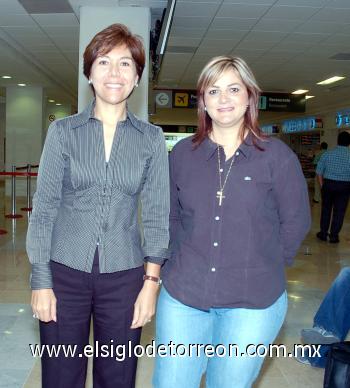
top-left (320, 179), bottom-right (350, 238)
top-left (39, 249), bottom-right (144, 388)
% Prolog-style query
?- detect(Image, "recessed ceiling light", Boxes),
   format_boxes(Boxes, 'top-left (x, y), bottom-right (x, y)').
top-left (292, 89), bottom-right (309, 94)
top-left (55, 103), bottom-right (62, 106)
top-left (317, 76), bottom-right (345, 85)
top-left (17, 83), bottom-right (26, 87)
top-left (48, 99), bottom-right (55, 103)
top-left (305, 95), bottom-right (315, 100)
top-left (2, 75), bottom-right (12, 79)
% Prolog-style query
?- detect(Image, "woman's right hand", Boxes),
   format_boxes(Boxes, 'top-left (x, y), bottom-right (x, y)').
top-left (31, 289), bottom-right (57, 322)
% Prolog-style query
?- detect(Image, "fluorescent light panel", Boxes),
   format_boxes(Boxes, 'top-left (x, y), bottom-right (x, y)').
top-left (317, 76), bottom-right (345, 85)
top-left (292, 89), bottom-right (308, 94)
top-left (158, 0), bottom-right (177, 55)
top-left (305, 95), bottom-right (314, 100)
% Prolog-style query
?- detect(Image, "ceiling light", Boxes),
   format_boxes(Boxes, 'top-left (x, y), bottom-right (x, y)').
top-left (317, 76), bottom-right (345, 85)
top-left (305, 95), bottom-right (315, 100)
top-left (17, 83), bottom-right (26, 86)
top-left (292, 89), bottom-right (308, 94)
top-left (2, 75), bottom-right (12, 79)
top-left (48, 99), bottom-right (55, 103)
top-left (55, 103), bottom-right (62, 106)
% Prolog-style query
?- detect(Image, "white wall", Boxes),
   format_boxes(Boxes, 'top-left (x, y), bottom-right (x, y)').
top-left (44, 103), bottom-right (72, 136)
top-left (78, 6), bottom-right (150, 120)
top-left (0, 102), bottom-right (5, 171)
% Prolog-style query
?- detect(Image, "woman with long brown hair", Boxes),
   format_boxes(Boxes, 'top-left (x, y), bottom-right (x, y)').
top-left (153, 56), bottom-right (310, 388)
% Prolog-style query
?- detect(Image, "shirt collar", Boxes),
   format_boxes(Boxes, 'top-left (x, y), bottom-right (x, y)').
top-left (204, 132), bottom-right (255, 161)
top-left (70, 99), bottom-right (144, 133)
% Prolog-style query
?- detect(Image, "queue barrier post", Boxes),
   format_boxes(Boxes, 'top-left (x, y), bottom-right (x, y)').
top-left (5, 165), bottom-right (23, 219)
top-left (21, 164), bottom-right (33, 212)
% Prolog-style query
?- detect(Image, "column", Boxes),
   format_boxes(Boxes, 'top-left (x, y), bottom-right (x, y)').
top-left (0, 99), bottom-right (5, 172)
top-left (5, 86), bottom-right (44, 196)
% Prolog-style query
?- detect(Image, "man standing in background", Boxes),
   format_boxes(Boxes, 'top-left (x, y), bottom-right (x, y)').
top-left (316, 131), bottom-right (350, 243)
top-left (313, 142), bottom-right (328, 203)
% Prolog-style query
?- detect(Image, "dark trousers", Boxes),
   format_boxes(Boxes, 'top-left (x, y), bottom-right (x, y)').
top-left (40, 249), bottom-right (144, 388)
top-left (320, 179), bottom-right (350, 238)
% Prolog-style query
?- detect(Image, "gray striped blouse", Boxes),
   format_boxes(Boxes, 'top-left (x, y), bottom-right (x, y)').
top-left (26, 100), bottom-right (170, 290)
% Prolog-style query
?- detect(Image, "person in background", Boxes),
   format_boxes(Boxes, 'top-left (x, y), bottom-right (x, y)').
top-left (316, 131), bottom-right (350, 243)
top-left (296, 267), bottom-right (350, 367)
top-left (313, 142), bottom-right (328, 203)
top-left (26, 24), bottom-right (169, 388)
top-left (153, 55), bottom-right (311, 388)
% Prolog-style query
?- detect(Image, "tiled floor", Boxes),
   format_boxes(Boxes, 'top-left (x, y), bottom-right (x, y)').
top-left (0, 179), bottom-right (349, 387)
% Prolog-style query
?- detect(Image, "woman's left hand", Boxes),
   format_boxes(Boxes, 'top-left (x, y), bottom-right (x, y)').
top-left (131, 281), bottom-right (159, 329)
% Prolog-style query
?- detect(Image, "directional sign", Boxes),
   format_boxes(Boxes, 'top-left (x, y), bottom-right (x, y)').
top-left (259, 93), bottom-right (305, 112)
top-left (155, 91), bottom-right (172, 108)
top-left (174, 92), bottom-right (189, 107)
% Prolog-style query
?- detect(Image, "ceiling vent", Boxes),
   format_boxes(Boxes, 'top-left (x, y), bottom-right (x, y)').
top-left (18, 0), bottom-right (74, 13)
top-left (167, 46), bottom-right (196, 53)
top-left (329, 53), bottom-right (350, 60)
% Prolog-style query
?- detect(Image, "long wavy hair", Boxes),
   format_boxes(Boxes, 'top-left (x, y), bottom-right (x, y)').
top-left (193, 56), bottom-right (266, 148)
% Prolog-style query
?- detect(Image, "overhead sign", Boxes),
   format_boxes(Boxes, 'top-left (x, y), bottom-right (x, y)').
top-left (154, 89), bottom-right (304, 112)
top-left (174, 92), bottom-right (189, 107)
top-left (173, 90), bottom-right (197, 108)
top-left (155, 90), bottom-right (172, 108)
top-left (259, 93), bottom-right (306, 112)
top-left (154, 89), bottom-right (197, 108)
top-left (282, 117), bottom-right (323, 133)
top-left (336, 110), bottom-right (350, 127)
top-left (261, 124), bottom-right (280, 134)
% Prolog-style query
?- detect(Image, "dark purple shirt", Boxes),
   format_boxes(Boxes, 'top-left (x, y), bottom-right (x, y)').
top-left (162, 134), bottom-right (311, 310)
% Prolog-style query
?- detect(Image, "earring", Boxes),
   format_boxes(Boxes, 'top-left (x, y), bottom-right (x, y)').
top-left (204, 106), bottom-right (207, 111)
top-left (135, 83), bottom-right (139, 88)
top-left (88, 79), bottom-right (92, 85)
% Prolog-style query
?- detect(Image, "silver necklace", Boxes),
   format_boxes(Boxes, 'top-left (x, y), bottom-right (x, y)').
top-left (216, 145), bottom-right (235, 206)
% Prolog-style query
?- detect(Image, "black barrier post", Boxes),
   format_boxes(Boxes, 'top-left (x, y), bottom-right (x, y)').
top-left (21, 164), bottom-right (33, 211)
top-left (5, 165), bottom-right (23, 219)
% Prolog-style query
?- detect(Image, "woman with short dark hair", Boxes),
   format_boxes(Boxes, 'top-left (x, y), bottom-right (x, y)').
top-left (27, 23), bottom-right (169, 388)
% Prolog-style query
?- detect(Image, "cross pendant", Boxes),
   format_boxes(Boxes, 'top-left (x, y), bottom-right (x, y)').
top-left (216, 191), bottom-right (225, 206)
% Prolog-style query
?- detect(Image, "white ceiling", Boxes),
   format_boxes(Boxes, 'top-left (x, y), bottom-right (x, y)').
top-left (0, 0), bottom-right (349, 119)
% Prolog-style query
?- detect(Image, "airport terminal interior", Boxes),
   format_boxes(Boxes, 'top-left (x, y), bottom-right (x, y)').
top-left (1, 0), bottom-right (350, 387)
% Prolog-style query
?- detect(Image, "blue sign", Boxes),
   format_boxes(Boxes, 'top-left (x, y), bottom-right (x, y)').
top-left (282, 117), bottom-right (322, 133)
top-left (261, 124), bottom-right (279, 134)
top-left (336, 111), bottom-right (350, 127)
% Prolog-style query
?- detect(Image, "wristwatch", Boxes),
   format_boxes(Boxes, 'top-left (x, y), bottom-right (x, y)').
top-left (143, 275), bottom-right (162, 285)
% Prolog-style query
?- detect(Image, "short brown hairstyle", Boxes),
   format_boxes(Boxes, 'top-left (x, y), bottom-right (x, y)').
top-left (83, 23), bottom-right (145, 81)
top-left (193, 56), bottom-right (265, 148)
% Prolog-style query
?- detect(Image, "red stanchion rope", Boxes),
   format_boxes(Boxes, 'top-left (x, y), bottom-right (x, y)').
top-left (0, 171), bottom-right (38, 219)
